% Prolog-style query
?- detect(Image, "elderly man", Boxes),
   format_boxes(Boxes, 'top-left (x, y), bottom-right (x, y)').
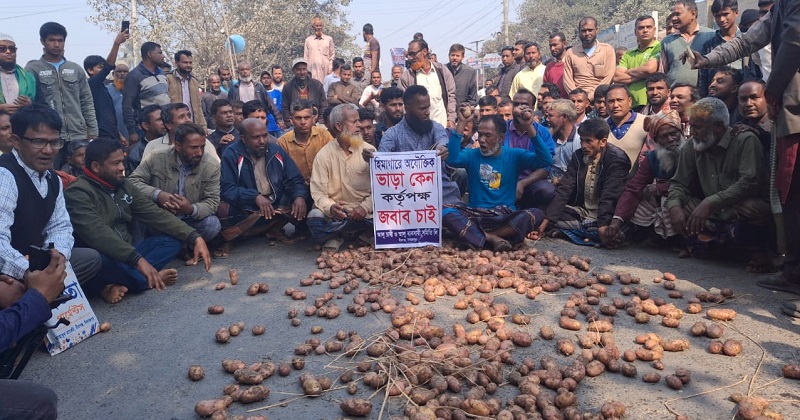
top-left (606, 111), bottom-right (686, 244)
top-left (217, 118), bottom-right (308, 257)
top-left (304, 17), bottom-right (335, 84)
top-left (281, 58), bottom-right (327, 127)
top-left (401, 39), bottom-right (457, 128)
top-left (666, 98), bottom-right (771, 269)
top-left (0, 33), bottom-right (35, 114)
top-left (563, 17), bottom-right (616, 101)
top-left (605, 84), bottom-right (650, 171)
top-left (535, 118), bottom-right (631, 247)
top-left (66, 139), bottom-right (211, 303)
top-left (129, 123), bottom-right (221, 247)
top-left (546, 99), bottom-right (582, 181)
top-left (308, 104), bottom-right (376, 252)
top-left (445, 110), bottom-right (553, 251)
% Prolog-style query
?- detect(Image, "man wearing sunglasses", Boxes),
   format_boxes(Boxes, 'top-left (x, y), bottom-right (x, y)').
top-left (0, 33), bottom-right (36, 115)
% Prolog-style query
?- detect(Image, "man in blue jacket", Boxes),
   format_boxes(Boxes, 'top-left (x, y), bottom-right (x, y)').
top-left (216, 118), bottom-right (308, 257)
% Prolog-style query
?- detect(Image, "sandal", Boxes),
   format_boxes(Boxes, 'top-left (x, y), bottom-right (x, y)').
top-left (213, 242), bottom-right (232, 259)
top-left (322, 238), bottom-right (343, 253)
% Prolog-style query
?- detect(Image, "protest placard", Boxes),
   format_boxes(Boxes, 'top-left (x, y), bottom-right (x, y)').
top-left (371, 151), bottom-right (442, 249)
top-left (45, 266), bottom-right (99, 355)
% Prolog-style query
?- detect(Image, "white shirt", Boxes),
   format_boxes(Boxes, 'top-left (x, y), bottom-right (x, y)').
top-left (359, 85), bottom-right (382, 109)
top-left (416, 66), bottom-right (446, 127)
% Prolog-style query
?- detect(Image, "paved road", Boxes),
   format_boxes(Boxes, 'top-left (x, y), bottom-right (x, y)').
top-left (21, 237), bottom-right (800, 419)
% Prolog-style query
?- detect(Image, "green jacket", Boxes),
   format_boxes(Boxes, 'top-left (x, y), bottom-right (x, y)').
top-left (65, 175), bottom-right (199, 266)
top-left (0, 64), bottom-right (37, 104)
top-left (128, 147), bottom-right (220, 220)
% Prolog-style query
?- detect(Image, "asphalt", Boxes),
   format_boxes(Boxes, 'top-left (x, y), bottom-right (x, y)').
top-left (21, 236), bottom-right (800, 419)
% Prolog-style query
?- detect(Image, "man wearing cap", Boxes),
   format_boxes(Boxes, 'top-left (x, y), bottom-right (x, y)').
top-left (281, 58), bottom-right (327, 127)
top-left (0, 33), bottom-right (36, 114)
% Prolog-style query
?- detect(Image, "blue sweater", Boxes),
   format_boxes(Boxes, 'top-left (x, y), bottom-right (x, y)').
top-left (447, 132), bottom-right (552, 210)
top-left (0, 289), bottom-right (51, 351)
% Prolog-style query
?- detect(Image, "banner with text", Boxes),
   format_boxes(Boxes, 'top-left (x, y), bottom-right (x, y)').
top-left (45, 265), bottom-right (99, 355)
top-left (371, 151), bottom-right (442, 248)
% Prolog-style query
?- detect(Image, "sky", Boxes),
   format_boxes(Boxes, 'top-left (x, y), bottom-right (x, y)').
top-left (1, 0), bottom-right (518, 77)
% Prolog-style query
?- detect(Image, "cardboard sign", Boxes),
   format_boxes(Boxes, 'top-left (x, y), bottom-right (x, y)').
top-left (371, 151), bottom-right (442, 249)
top-left (45, 266), bottom-right (99, 355)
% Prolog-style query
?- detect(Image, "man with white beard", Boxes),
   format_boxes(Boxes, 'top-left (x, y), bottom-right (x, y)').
top-left (665, 97), bottom-right (772, 269)
top-left (308, 104), bottom-right (376, 252)
top-left (605, 111), bottom-right (686, 244)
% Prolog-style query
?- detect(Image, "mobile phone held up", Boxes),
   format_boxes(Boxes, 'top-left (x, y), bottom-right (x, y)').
top-left (121, 20), bottom-right (130, 33)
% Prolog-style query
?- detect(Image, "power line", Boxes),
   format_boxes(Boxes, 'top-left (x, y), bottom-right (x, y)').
top-left (0, 5), bottom-right (87, 21)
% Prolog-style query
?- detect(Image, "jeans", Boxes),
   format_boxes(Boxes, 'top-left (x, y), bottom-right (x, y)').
top-left (0, 380), bottom-right (57, 420)
top-left (90, 235), bottom-right (182, 294)
top-left (69, 247), bottom-right (102, 286)
top-left (183, 215), bottom-right (221, 241)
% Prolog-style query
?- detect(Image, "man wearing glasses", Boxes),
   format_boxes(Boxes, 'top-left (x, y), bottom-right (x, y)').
top-left (0, 33), bottom-right (36, 115)
top-left (0, 104), bottom-right (101, 309)
top-left (400, 39), bottom-right (456, 129)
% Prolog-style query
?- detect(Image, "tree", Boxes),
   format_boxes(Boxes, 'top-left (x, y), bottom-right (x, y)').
top-left (86, 0), bottom-right (357, 82)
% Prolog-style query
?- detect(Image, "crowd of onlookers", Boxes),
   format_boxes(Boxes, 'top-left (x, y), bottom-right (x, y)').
top-left (1, 0), bottom-right (800, 417)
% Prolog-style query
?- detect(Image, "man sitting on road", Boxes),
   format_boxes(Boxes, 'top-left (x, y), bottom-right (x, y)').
top-left (0, 104), bottom-right (101, 306)
top-left (666, 97), bottom-right (773, 271)
top-left (535, 118), bottom-right (631, 247)
top-left (129, 123), bottom-right (221, 249)
top-left (217, 118), bottom-right (308, 257)
top-left (278, 100), bottom-right (334, 186)
top-left (605, 111), bottom-right (686, 244)
top-left (445, 109), bottom-right (553, 251)
top-left (65, 139), bottom-right (211, 303)
top-left (605, 83), bottom-right (651, 172)
top-left (308, 104), bottom-right (376, 252)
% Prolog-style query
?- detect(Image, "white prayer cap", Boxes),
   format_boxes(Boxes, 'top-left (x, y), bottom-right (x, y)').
top-left (0, 33), bottom-right (14, 43)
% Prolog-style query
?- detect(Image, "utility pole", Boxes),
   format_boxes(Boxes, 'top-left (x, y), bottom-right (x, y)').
top-left (220, 2), bottom-right (237, 77)
top-left (131, 0), bottom-right (137, 64)
top-left (503, 0), bottom-right (509, 46)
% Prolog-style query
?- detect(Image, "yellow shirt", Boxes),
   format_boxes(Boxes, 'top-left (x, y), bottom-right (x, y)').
top-left (277, 126), bottom-right (334, 181)
top-left (310, 139), bottom-right (376, 218)
top-left (509, 63), bottom-right (545, 103)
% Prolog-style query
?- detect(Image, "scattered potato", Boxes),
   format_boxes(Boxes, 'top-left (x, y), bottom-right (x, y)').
top-left (214, 282), bottom-right (226, 290)
top-left (665, 374), bottom-right (683, 390)
top-left (207, 305), bottom-right (224, 315)
top-left (194, 397), bottom-right (232, 417)
top-left (98, 322), bottom-right (112, 332)
top-left (706, 323), bottom-right (725, 338)
top-left (251, 325), bottom-right (266, 335)
top-left (340, 398), bottom-right (373, 416)
top-left (188, 365), bottom-right (204, 381)
top-left (642, 372), bottom-right (661, 383)
top-left (540, 326), bottom-right (555, 340)
top-left (239, 385), bottom-right (270, 404)
top-left (783, 364), bottom-right (800, 380)
top-left (707, 308), bottom-right (737, 321)
top-left (228, 268), bottom-right (238, 285)
top-left (722, 339), bottom-right (742, 356)
top-left (215, 328), bottom-right (230, 344)
top-left (559, 316), bottom-right (581, 331)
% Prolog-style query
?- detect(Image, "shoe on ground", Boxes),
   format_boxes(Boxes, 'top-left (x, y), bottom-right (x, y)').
top-left (756, 274), bottom-right (800, 295)
top-left (781, 299), bottom-right (800, 318)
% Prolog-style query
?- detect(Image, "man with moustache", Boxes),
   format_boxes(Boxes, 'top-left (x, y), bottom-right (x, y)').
top-left (666, 97), bottom-right (771, 268)
top-left (401, 39), bottom-right (456, 129)
top-left (216, 118), bottom-right (308, 257)
top-left (123, 41), bottom-right (171, 145)
top-left (708, 67), bottom-right (743, 124)
top-left (445, 109), bottom-right (553, 251)
top-left (65, 138), bottom-right (211, 303)
top-left (493, 46), bottom-right (521, 99)
top-left (308, 104), bottom-right (376, 252)
top-left (166, 50), bottom-right (207, 130)
top-left (641, 73), bottom-right (671, 115)
top-left (375, 86), bottom-right (404, 147)
top-left (125, 104), bottom-right (165, 174)
top-left (206, 99), bottom-right (240, 156)
top-left (534, 118), bottom-right (631, 247)
top-left (614, 15), bottom-right (661, 110)
top-left (605, 84), bottom-right (650, 172)
top-left (606, 111), bottom-right (686, 243)
top-left (227, 61), bottom-right (281, 130)
top-left (217, 64), bottom-right (233, 93)
top-left (543, 32), bottom-right (569, 98)
top-left (201, 75), bottom-right (227, 130)
top-left (281, 58), bottom-right (327, 127)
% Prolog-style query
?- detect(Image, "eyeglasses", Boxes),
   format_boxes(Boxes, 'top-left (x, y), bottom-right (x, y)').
top-left (406, 49), bottom-right (422, 58)
top-left (0, 45), bottom-right (17, 53)
top-left (21, 136), bottom-right (65, 150)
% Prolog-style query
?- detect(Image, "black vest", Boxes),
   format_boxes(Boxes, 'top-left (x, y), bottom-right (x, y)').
top-left (0, 153), bottom-right (59, 255)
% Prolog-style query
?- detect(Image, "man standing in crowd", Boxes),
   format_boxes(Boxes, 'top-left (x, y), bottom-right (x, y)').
top-left (304, 17), bottom-right (335, 84)
top-left (544, 32), bottom-right (569, 98)
top-left (0, 104), bottom-right (101, 292)
top-left (605, 84), bottom-right (649, 171)
top-left (614, 15), bottom-right (661, 111)
top-left (259, 71), bottom-right (283, 138)
top-left (206, 99), bottom-right (239, 156)
top-left (166, 50), bottom-right (207, 130)
top-left (83, 30), bottom-right (127, 142)
top-left (446, 44), bottom-right (477, 106)
top-left (0, 33), bottom-right (35, 115)
top-left (661, 0), bottom-right (714, 87)
top-left (362, 23), bottom-right (380, 74)
top-left (327, 64), bottom-right (361, 106)
top-left (27, 22), bottom-right (97, 165)
top-left (563, 17), bottom-right (616, 101)
top-left (201, 75), bottom-right (227, 130)
top-left (359, 70), bottom-right (383, 112)
top-left (323, 58), bottom-right (345, 94)
top-left (493, 46), bottom-right (521, 98)
top-left (510, 42), bottom-right (545, 102)
top-left (308, 104), bottom-right (375, 252)
top-left (217, 64), bottom-right (233, 93)
top-left (66, 139), bottom-right (211, 303)
top-left (384, 65), bottom-right (403, 88)
top-left (401, 39), bottom-right (456, 129)
top-left (228, 61), bottom-right (281, 131)
top-left (218, 118), bottom-right (308, 256)
top-left (125, 104), bottom-right (164, 175)
top-left (129, 123), bottom-right (221, 245)
top-left (592, 84), bottom-right (611, 119)
top-left (698, 0), bottom-right (742, 98)
top-left (107, 63), bottom-right (129, 140)
top-left (271, 65), bottom-right (285, 91)
top-left (123, 41), bottom-right (170, 145)
top-left (281, 58), bottom-right (327, 127)
top-left (641, 73), bottom-right (672, 115)
top-left (278, 100), bottom-right (333, 186)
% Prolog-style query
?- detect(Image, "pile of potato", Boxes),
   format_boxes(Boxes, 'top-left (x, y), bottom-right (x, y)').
top-left (191, 245), bottom-right (794, 419)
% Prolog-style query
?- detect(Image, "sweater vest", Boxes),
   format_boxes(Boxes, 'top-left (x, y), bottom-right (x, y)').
top-left (607, 114), bottom-right (647, 172)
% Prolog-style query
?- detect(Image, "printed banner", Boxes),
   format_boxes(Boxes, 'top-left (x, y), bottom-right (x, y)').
top-left (390, 48), bottom-right (406, 66)
top-left (371, 151), bottom-right (442, 248)
top-left (45, 265), bottom-right (99, 355)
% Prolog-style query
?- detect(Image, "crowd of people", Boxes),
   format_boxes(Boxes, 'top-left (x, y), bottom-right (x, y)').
top-left (0, 0), bottom-right (799, 417)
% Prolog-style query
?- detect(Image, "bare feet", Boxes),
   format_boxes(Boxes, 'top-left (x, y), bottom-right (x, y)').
top-left (101, 284), bottom-right (128, 304)
top-left (159, 268), bottom-right (179, 286)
